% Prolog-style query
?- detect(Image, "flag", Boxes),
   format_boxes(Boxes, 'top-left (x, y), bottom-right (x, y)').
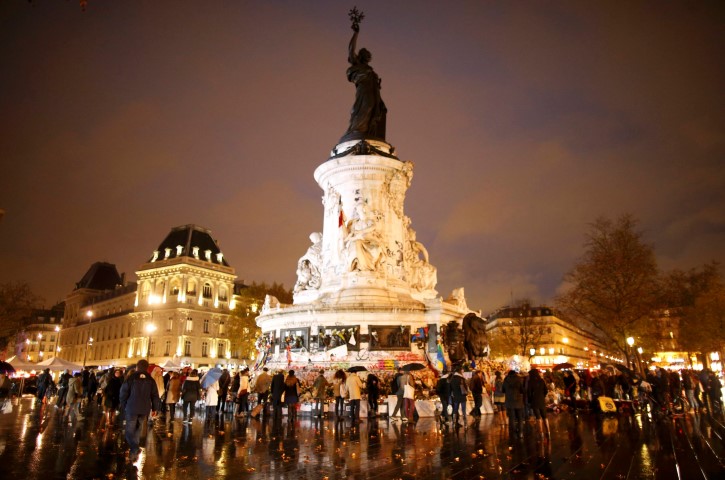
top-left (436, 343), bottom-right (447, 372)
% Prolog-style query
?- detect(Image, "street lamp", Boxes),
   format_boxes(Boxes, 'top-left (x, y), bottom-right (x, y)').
top-left (54, 326), bottom-right (61, 358)
top-left (83, 336), bottom-right (94, 367)
top-left (145, 323), bottom-right (157, 360)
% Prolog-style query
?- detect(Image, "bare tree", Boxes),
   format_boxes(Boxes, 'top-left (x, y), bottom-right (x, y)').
top-left (227, 281), bottom-right (292, 361)
top-left (0, 281), bottom-right (44, 355)
top-left (556, 215), bottom-right (659, 365)
top-left (659, 262), bottom-right (724, 357)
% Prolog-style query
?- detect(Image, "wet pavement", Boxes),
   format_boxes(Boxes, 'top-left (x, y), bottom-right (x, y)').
top-left (1, 397), bottom-right (724, 479)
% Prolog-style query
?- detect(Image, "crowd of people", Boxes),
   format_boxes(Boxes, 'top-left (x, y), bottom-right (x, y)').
top-left (3, 358), bottom-right (723, 457)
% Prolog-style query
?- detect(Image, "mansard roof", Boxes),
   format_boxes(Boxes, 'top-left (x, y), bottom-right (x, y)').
top-left (149, 224), bottom-right (230, 267)
top-left (75, 262), bottom-right (124, 291)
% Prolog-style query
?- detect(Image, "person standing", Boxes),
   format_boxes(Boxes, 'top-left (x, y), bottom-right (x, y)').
top-left (333, 370), bottom-right (347, 419)
top-left (204, 378), bottom-right (220, 422)
top-left (312, 370), bottom-right (329, 417)
top-left (283, 370), bottom-right (301, 422)
top-left (346, 371), bottom-right (364, 421)
top-left (527, 369), bottom-right (549, 437)
top-left (469, 370), bottom-right (484, 418)
top-left (65, 372), bottom-right (84, 422)
top-left (365, 372), bottom-right (380, 418)
top-left (270, 369), bottom-right (286, 419)
top-left (217, 369), bottom-right (231, 415)
top-left (119, 359), bottom-right (160, 458)
top-left (36, 368), bottom-right (54, 404)
top-left (253, 367), bottom-right (272, 417)
top-left (180, 369), bottom-right (201, 423)
top-left (502, 370), bottom-right (525, 439)
top-left (436, 372), bottom-right (452, 424)
top-left (449, 366), bottom-right (468, 428)
top-left (229, 371), bottom-right (240, 412)
top-left (236, 369), bottom-right (250, 417)
top-left (56, 369), bottom-right (72, 409)
top-left (104, 369), bottom-right (123, 422)
top-left (165, 372), bottom-right (181, 420)
top-left (493, 371), bottom-right (507, 425)
top-left (390, 368), bottom-right (406, 421)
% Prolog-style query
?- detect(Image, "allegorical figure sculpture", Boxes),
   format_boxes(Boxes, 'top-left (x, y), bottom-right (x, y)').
top-left (294, 232), bottom-right (323, 293)
top-left (341, 7), bottom-right (387, 142)
top-left (343, 203), bottom-right (384, 272)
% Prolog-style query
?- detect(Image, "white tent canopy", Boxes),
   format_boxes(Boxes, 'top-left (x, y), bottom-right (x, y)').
top-left (36, 356), bottom-right (83, 372)
top-left (158, 358), bottom-right (182, 371)
top-left (7, 355), bottom-right (38, 371)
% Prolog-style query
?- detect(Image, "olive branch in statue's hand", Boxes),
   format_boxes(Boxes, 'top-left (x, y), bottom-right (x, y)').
top-left (349, 6), bottom-right (365, 31)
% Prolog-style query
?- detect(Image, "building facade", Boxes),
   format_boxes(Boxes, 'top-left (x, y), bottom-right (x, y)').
top-left (58, 225), bottom-right (241, 370)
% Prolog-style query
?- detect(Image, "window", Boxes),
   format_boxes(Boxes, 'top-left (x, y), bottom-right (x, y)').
top-left (203, 319), bottom-right (210, 333)
top-left (164, 340), bottom-right (171, 356)
top-left (186, 318), bottom-right (193, 332)
top-left (218, 342), bottom-right (225, 357)
top-left (202, 342), bottom-right (208, 357)
top-left (184, 340), bottom-right (191, 356)
top-left (203, 283), bottom-right (212, 299)
top-left (149, 340), bottom-right (156, 356)
top-left (219, 321), bottom-right (225, 335)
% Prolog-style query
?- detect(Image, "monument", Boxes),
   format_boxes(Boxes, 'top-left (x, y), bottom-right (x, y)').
top-left (255, 9), bottom-right (483, 371)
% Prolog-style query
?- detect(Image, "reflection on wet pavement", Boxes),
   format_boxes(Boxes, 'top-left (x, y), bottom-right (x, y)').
top-left (0, 398), bottom-right (723, 479)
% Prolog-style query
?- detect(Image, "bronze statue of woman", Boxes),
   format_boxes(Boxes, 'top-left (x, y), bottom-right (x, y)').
top-left (341, 12), bottom-right (387, 143)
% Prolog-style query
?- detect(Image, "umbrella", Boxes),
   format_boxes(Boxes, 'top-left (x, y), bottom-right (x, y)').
top-left (403, 363), bottom-right (426, 372)
top-left (552, 362), bottom-right (575, 371)
top-left (0, 361), bottom-right (15, 375)
top-left (348, 366), bottom-right (367, 373)
top-left (200, 367), bottom-right (223, 389)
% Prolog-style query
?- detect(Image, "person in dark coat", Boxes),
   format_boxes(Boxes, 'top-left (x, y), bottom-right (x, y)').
top-left (104, 369), bottom-right (123, 421)
top-left (270, 370), bottom-right (286, 419)
top-left (119, 360), bottom-right (160, 457)
top-left (365, 372), bottom-right (380, 418)
top-left (436, 373), bottom-right (452, 424)
top-left (36, 368), bottom-right (54, 404)
top-left (469, 370), bottom-right (484, 418)
top-left (449, 366), bottom-right (468, 428)
top-left (527, 369), bottom-right (549, 436)
top-left (502, 370), bottom-right (525, 438)
top-left (56, 370), bottom-right (72, 409)
top-left (180, 369), bottom-right (201, 423)
top-left (217, 369), bottom-right (231, 414)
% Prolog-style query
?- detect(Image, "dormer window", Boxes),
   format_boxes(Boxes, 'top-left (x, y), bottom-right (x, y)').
top-left (204, 250), bottom-right (212, 261)
top-left (151, 251), bottom-right (159, 262)
top-left (192, 247), bottom-right (199, 259)
top-left (164, 248), bottom-right (171, 259)
top-left (176, 245), bottom-right (183, 256)
top-left (216, 253), bottom-right (224, 263)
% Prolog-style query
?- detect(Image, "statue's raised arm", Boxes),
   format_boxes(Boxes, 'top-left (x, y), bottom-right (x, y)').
top-left (340, 7), bottom-right (388, 143)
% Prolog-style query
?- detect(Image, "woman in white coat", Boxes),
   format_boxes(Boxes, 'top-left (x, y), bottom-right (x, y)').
top-left (205, 380), bottom-right (219, 421)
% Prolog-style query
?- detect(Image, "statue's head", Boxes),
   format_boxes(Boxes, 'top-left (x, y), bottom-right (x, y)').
top-left (359, 48), bottom-right (372, 63)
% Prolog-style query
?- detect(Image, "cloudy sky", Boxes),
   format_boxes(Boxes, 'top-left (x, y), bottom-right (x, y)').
top-left (1, 1), bottom-right (723, 314)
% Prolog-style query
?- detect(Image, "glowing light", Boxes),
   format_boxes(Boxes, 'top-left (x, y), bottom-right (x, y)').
top-left (627, 337), bottom-right (634, 347)
top-left (529, 348), bottom-right (536, 356)
top-left (562, 337), bottom-right (569, 344)
top-left (548, 348), bottom-right (554, 355)
top-left (637, 347), bottom-right (643, 354)
top-left (145, 323), bottom-right (157, 334)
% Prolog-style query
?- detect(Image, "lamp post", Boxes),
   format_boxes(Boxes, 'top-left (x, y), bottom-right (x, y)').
top-left (54, 326), bottom-right (61, 358)
top-left (145, 323), bottom-right (157, 361)
top-left (83, 336), bottom-right (94, 368)
top-left (636, 346), bottom-right (644, 373)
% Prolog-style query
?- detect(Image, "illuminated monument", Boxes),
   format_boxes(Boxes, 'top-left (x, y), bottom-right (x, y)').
top-left (255, 9), bottom-right (475, 369)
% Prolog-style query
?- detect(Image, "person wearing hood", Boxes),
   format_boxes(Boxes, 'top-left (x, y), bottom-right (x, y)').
top-left (119, 359), bottom-right (160, 458)
top-left (502, 369), bottom-right (525, 439)
top-left (181, 369), bottom-right (201, 423)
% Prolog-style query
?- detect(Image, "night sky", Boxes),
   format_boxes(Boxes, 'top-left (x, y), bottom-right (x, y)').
top-left (1, 1), bottom-right (723, 313)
